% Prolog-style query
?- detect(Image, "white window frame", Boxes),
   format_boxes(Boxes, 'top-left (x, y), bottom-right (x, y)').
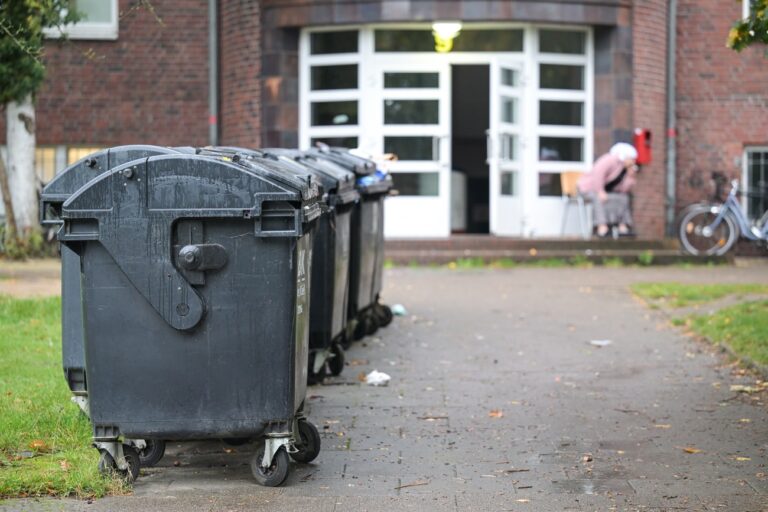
top-left (743, 146), bottom-right (768, 219)
top-left (44, 0), bottom-right (118, 40)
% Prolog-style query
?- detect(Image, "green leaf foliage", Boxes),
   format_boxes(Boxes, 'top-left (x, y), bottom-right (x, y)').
top-left (728, 0), bottom-right (768, 51)
top-left (0, 0), bottom-right (81, 104)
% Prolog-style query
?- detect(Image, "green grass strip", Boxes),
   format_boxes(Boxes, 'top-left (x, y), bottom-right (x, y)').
top-left (688, 300), bottom-right (768, 366)
top-left (631, 282), bottom-right (768, 308)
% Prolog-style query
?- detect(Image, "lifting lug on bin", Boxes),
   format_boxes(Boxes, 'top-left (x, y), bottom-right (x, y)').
top-left (177, 244), bottom-right (228, 271)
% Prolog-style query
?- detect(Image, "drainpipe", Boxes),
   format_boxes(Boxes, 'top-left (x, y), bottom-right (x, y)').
top-left (665, 0), bottom-right (677, 236)
top-left (208, 0), bottom-right (219, 146)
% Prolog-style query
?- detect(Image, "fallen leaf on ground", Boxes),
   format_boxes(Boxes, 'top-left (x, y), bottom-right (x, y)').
top-left (357, 372), bottom-right (367, 382)
top-left (734, 456), bottom-right (751, 461)
top-left (28, 440), bottom-right (48, 452)
top-left (488, 409), bottom-right (504, 418)
top-left (730, 384), bottom-right (767, 393)
top-left (348, 359), bottom-right (368, 366)
top-left (654, 424), bottom-right (672, 429)
top-left (59, 460), bottom-right (70, 471)
top-left (581, 453), bottom-right (593, 463)
top-left (679, 446), bottom-right (702, 454)
top-left (739, 418), bottom-right (752, 423)
top-left (516, 498), bottom-right (531, 503)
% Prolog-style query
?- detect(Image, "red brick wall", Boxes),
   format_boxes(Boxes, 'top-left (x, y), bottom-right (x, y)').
top-left (0, 0), bottom-right (209, 147)
top-left (631, 0), bottom-right (668, 239)
top-left (220, 0), bottom-right (262, 148)
top-left (676, 0), bottom-right (768, 209)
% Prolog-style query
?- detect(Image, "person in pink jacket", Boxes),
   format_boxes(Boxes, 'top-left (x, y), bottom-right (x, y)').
top-left (577, 142), bottom-right (639, 237)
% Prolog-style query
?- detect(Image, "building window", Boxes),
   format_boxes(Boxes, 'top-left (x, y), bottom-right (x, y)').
top-left (45, 0), bottom-right (118, 40)
top-left (391, 172), bottom-right (439, 196)
top-left (745, 147), bottom-right (768, 220)
top-left (35, 147), bottom-right (58, 184)
top-left (67, 146), bottom-right (103, 165)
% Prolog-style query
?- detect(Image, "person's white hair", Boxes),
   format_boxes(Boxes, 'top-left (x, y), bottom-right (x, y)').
top-left (609, 142), bottom-right (638, 162)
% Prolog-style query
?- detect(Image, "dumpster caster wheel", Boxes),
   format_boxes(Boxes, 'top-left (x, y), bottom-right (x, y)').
top-left (340, 333), bottom-right (352, 350)
top-left (223, 437), bottom-right (250, 446)
top-left (353, 319), bottom-right (366, 341)
top-left (373, 304), bottom-right (393, 327)
top-left (251, 446), bottom-right (289, 487)
top-left (328, 343), bottom-right (345, 376)
top-left (364, 314), bottom-right (378, 336)
top-left (290, 420), bottom-right (321, 464)
top-left (138, 439), bottom-right (165, 467)
top-left (98, 445), bottom-right (140, 482)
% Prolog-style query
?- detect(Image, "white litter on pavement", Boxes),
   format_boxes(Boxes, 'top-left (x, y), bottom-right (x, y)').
top-left (589, 339), bottom-right (613, 347)
top-left (365, 370), bottom-right (391, 386)
top-left (391, 304), bottom-right (408, 316)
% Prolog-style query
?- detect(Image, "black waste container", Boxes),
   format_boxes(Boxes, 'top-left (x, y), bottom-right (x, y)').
top-left (59, 153), bottom-right (323, 487)
top-left (41, 146), bottom-right (182, 410)
top-left (258, 148), bottom-right (359, 383)
top-left (308, 147), bottom-right (394, 343)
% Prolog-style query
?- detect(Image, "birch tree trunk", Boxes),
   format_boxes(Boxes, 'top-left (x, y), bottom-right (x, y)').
top-left (6, 95), bottom-right (38, 233)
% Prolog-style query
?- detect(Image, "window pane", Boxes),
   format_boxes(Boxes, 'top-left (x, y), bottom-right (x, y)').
top-left (501, 97), bottom-right (517, 124)
top-left (384, 72), bottom-right (439, 88)
top-left (311, 101), bottom-right (358, 126)
top-left (539, 30), bottom-right (586, 54)
top-left (501, 68), bottom-right (519, 87)
top-left (747, 150), bottom-right (768, 219)
top-left (392, 172), bottom-right (439, 196)
top-left (540, 64), bottom-right (584, 90)
top-left (384, 136), bottom-right (433, 160)
top-left (375, 30), bottom-right (433, 52)
top-left (75, 0), bottom-right (112, 23)
top-left (384, 100), bottom-right (438, 124)
top-left (539, 137), bottom-right (583, 161)
top-left (452, 29), bottom-right (524, 52)
top-left (501, 172), bottom-right (516, 196)
top-left (310, 30), bottom-right (358, 54)
top-left (501, 134), bottom-right (518, 161)
top-left (539, 101), bottom-right (584, 126)
top-left (35, 147), bottom-right (57, 183)
top-left (311, 137), bottom-right (358, 149)
top-left (311, 65), bottom-right (357, 90)
top-left (67, 147), bottom-right (102, 165)
top-left (539, 173), bottom-right (563, 196)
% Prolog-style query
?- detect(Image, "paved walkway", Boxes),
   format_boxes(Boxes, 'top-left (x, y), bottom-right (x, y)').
top-left (3, 265), bottom-right (768, 511)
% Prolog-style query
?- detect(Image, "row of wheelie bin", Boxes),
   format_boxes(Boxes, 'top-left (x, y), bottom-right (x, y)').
top-left (41, 145), bottom-right (393, 486)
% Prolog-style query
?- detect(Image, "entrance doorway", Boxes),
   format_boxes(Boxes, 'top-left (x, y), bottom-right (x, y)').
top-left (451, 64), bottom-right (490, 234)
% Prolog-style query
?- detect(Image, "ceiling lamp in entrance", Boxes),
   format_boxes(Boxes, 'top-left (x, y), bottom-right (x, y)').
top-left (432, 22), bottom-right (462, 52)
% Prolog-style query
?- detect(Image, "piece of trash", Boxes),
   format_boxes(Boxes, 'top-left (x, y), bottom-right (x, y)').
top-left (589, 339), bottom-right (613, 347)
top-left (734, 456), bottom-right (751, 461)
top-left (394, 479), bottom-right (429, 490)
top-left (739, 418), bottom-right (752, 423)
top-left (581, 453), bottom-right (593, 463)
top-left (517, 485), bottom-right (533, 489)
top-left (654, 424), bottom-right (672, 429)
top-left (516, 498), bottom-right (531, 503)
top-left (391, 304), bottom-right (407, 316)
top-left (417, 415), bottom-right (448, 421)
top-left (679, 446), bottom-right (702, 454)
top-left (488, 409), bottom-right (504, 418)
top-left (504, 468), bottom-right (530, 474)
top-left (365, 370), bottom-right (391, 386)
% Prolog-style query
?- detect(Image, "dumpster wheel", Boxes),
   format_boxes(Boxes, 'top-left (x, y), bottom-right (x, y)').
top-left (138, 439), bottom-right (166, 467)
top-left (97, 444), bottom-right (140, 482)
top-left (290, 420), bottom-right (321, 464)
top-left (251, 444), bottom-right (290, 487)
top-left (328, 343), bottom-right (345, 377)
top-left (373, 303), bottom-right (393, 327)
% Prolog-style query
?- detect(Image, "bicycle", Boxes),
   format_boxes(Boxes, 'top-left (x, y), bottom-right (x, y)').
top-left (678, 173), bottom-right (768, 256)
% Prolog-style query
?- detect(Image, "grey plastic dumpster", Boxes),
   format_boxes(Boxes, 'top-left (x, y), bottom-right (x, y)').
top-left (41, 145), bottom-right (184, 467)
top-left (308, 147), bottom-right (394, 343)
top-left (258, 148), bottom-right (359, 382)
top-left (59, 153), bottom-right (323, 487)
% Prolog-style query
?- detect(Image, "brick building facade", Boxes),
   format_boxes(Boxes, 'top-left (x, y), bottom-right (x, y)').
top-left (1, 0), bottom-right (766, 240)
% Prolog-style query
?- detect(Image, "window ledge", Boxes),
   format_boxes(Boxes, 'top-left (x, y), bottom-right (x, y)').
top-left (44, 23), bottom-right (118, 41)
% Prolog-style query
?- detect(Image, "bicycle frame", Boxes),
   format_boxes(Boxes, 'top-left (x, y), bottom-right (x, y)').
top-left (706, 180), bottom-right (768, 242)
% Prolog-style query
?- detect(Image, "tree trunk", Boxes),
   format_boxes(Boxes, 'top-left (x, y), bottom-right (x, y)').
top-left (0, 149), bottom-right (19, 240)
top-left (6, 95), bottom-right (38, 233)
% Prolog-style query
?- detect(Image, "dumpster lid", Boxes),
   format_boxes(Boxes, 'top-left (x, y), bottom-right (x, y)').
top-left (40, 145), bottom-right (182, 225)
top-left (259, 148), bottom-right (359, 206)
top-left (306, 145), bottom-right (376, 176)
top-left (195, 146), bottom-right (321, 201)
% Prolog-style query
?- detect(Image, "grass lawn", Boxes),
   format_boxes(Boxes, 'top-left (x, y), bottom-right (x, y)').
top-left (633, 283), bottom-right (768, 367)
top-left (631, 282), bottom-right (768, 308)
top-left (0, 295), bottom-right (123, 498)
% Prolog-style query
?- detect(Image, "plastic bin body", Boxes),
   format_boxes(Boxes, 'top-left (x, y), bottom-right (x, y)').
top-left (41, 145), bottom-right (182, 396)
top-left (60, 154), bottom-right (320, 440)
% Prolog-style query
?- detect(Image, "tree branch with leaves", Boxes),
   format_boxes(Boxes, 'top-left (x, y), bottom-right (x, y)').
top-left (728, 0), bottom-right (768, 50)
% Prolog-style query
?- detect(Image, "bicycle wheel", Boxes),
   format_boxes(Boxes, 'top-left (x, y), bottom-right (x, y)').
top-left (678, 205), bottom-right (738, 256)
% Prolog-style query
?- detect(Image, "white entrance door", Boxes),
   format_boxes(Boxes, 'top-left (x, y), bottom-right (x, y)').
top-left (365, 59), bottom-right (451, 238)
top-left (489, 58), bottom-right (525, 236)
